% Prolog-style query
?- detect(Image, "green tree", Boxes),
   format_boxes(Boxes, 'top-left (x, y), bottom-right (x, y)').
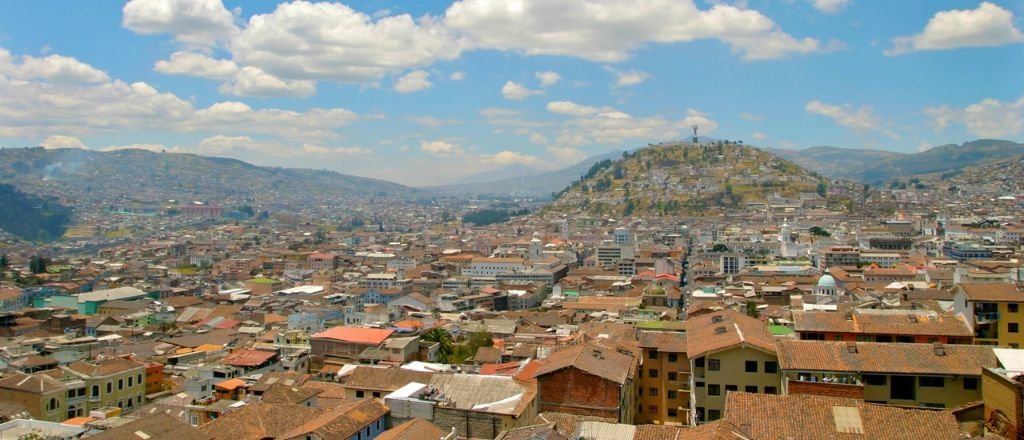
top-left (816, 182), bottom-right (828, 197)
top-left (712, 244), bottom-right (729, 253)
top-left (421, 327), bottom-right (453, 362)
top-left (29, 256), bottom-right (47, 274)
top-left (746, 301), bottom-right (759, 318)
top-left (809, 226), bottom-right (831, 237)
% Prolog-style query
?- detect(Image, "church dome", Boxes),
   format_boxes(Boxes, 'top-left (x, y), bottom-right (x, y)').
top-left (817, 273), bottom-right (837, 288)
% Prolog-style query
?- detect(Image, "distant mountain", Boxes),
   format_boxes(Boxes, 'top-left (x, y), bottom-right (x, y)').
top-left (546, 142), bottom-right (833, 217)
top-left (0, 183), bottom-right (72, 242)
top-left (911, 154), bottom-right (1024, 195)
top-left (426, 150), bottom-right (625, 197)
top-left (449, 164), bottom-right (542, 185)
top-left (0, 147), bottom-right (419, 223)
top-left (764, 139), bottom-right (1024, 183)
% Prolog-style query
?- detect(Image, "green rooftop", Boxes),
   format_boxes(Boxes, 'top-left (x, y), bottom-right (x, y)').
top-left (246, 277), bottom-right (278, 285)
top-left (767, 325), bottom-right (795, 336)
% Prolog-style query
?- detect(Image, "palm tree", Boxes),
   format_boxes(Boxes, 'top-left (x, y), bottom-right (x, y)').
top-left (421, 327), bottom-right (453, 363)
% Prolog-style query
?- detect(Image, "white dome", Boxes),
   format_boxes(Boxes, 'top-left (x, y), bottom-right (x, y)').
top-left (817, 274), bottom-right (837, 288)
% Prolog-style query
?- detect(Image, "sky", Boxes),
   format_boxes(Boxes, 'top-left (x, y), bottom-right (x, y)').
top-left (0, 0), bottom-right (1022, 186)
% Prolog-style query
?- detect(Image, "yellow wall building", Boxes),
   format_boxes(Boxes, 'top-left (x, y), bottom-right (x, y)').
top-left (637, 331), bottom-right (689, 426)
top-left (953, 284), bottom-right (1024, 348)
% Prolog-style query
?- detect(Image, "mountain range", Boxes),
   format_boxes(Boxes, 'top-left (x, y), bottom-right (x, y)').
top-left (423, 150), bottom-right (625, 197)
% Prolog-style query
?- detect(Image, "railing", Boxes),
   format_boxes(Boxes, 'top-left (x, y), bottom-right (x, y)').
top-left (976, 312), bottom-right (1000, 324)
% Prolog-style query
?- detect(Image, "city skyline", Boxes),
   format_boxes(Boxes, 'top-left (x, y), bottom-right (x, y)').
top-left (0, 0), bottom-right (1021, 185)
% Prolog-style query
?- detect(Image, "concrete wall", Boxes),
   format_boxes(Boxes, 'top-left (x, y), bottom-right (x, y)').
top-left (861, 373), bottom-right (981, 408)
top-left (694, 347), bottom-right (781, 422)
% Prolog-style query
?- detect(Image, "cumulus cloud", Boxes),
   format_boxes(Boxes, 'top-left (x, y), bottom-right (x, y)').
top-left (605, 67), bottom-right (649, 87)
top-left (449, 71), bottom-right (466, 81)
top-left (393, 70), bottom-right (434, 93)
top-left (751, 131), bottom-right (768, 140)
top-left (482, 150), bottom-right (545, 167)
top-left (444, 0), bottom-right (826, 61)
top-left (122, 0), bottom-right (238, 47)
top-left (886, 2), bottom-right (1024, 56)
top-left (925, 96), bottom-right (1024, 138)
top-left (501, 81), bottom-right (544, 100)
top-left (420, 140), bottom-right (464, 157)
top-left (554, 106), bottom-right (717, 145)
top-left (154, 51), bottom-right (238, 79)
top-left (480, 107), bottom-right (553, 128)
top-left (547, 101), bottom-right (600, 116)
top-left (546, 146), bottom-right (586, 164)
top-left (535, 70), bottom-right (561, 86)
top-left (407, 115), bottom-right (460, 128)
top-left (0, 48), bottom-right (109, 83)
top-left (805, 100), bottom-right (882, 132)
top-left (218, 66), bottom-right (316, 98)
top-left (810, 0), bottom-right (849, 14)
top-left (40, 135), bottom-right (88, 149)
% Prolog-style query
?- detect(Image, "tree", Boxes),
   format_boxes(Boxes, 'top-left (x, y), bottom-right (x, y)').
top-left (712, 244), bottom-right (729, 253)
top-left (746, 301), bottom-right (759, 318)
top-left (29, 256), bottom-right (47, 274)
top-left (421, 328), bottom-right (453, 362)
top-left (816, 182), bottom-right (828, 197)
top-left (809, 226), bottom-right (831, 238)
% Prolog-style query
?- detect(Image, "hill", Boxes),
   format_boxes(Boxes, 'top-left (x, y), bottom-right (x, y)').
top-left (546, 142), bottom-right (835, 217)
top-left (0, 184), bottom-right (72, 242)
top-left (426, 150), bottom-right (625, 197)
top-left (908, 154), bottom-right (1024, 195)
top-left (0, 147), bottom-right (418, 224)
top-left (765, 139), bottom-right (1024, 183)
top-left (449, 164), bottom-right (542, 185)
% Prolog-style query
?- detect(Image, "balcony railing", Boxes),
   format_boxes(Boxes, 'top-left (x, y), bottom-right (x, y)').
top-left (976, 312), bottom-right (1000, 324)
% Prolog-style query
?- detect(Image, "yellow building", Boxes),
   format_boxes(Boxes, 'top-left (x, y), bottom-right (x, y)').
top-left (777, 340), bottom-right (996, 409)
top-left (637, 331), bottom-right (689, 426)
top-left (686, 310), bottom-right (782, 424)
top-left (64, 357), bottom-right (147, 414)
top-left (953, 283), bottom-right (1024, 347)
top-left (0, 371), bottom-right (70, 422)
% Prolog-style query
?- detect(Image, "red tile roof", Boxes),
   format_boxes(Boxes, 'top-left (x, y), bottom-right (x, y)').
top-left (313, 326), bottom-right (394, 344)
top-left (221, 350), bottom-right (276, 367)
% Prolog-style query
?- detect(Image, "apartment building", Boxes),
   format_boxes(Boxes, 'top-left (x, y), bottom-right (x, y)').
top-left (636, 331), bottom-right (690, 426)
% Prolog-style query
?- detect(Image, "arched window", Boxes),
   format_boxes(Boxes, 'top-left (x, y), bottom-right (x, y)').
top-left (91, 385), bottom-right (99, 397)
top-left (48, 398), bottom-right (58, 411)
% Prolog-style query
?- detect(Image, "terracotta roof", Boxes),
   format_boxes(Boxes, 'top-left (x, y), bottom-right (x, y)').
top-left (341, 366), bottom-right (433, 392)
top-left (638, 331), bottom-right (687, 353)
top-left (261, 383), bottom-right (322, 405)
top-left (724, 392), bottom-right (961, 440)
top-left (376, 419), bottom-right (449, 440)
top-left (0, 371), bottom-right (65, 394)
top-left (89, 413), bottom-right (211, 440)
top-left (776, 340), bottom-right (996, 376)
top-left (199, 401), bottom-right (387, 440)
top-left (957, 283), bottom-right (1024, 302)
top-left (533, 342), bottom-right (637, 385)
top-left (221, 349), bottom-right (276, 367)
top-left (312, 326), bottom-right (394, 344)
top-left (791, 309), bottom-right (972, 337)
top-left (214, 378), bottom-right (247, 391)
top-left (473, 346), bottom-right (503, 363)
top-left (66, 357), bottom-right (144, 377)
top-left (686, 309), bottom-right (776, 358)
top-left (251, 371), bottom-right (311, 393)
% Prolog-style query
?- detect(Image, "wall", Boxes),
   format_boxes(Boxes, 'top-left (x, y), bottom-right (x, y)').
top-left (0, 388), bottom-right (65, 422)
top-left (695, 347), bottom-right (781, 423)
top-left (982, 368), bottom-right (1024, 440)
top-left (636, 347), bottom-right (690, 426)
top-left (861, 373), bottom-right (982, 408)
top-left (787, 380), bottom-right (864, 399)
top-left (538, 367), bottom-right (621, 421)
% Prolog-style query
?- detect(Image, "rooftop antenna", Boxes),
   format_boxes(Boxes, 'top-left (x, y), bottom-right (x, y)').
top-left (692, 125), bottom-right (699, 144)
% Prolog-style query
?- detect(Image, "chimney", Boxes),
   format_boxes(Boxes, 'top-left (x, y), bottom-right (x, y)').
top-left (846, 342), bottom-right (857, 354)
top-left (933, 343), bottom-right (945, 356)
top-left (843, 311), bottom-right (853, 321)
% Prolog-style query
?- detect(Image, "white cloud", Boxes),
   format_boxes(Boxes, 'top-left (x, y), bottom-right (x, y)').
top-left (96, 143), bottom-right (167, 152)
top-left (218, 66), bottom-right (316, 98)
top-left (154, 51), bottom-right (238, 79)
top-left (420, 140), bottom-right (464, 157)
top-left (917, 141), bottom-right (933, 152)
top-left (480, 107), bottom-right (553, 128)
top-left (547, 101), bottom-right (600, 116)
top-left (407, 115), bottom-right (460, 128)
top-left (740, 112), bottom-right (764, 121)
top-left (444, 0), bottom-right (826, 61)
top-left (528, 132), bottom-right (549, 144)
top-left (805, 100), bottom-right (881, 132)
top-left (302, 144), bottom-right (373, 156)
top-left (40, 135), bottom-right (87, 149)
top-left (501, 81), bottom-right (544, 100)
top-left (122, 0), bottom-right (238, 48)
top-left (555, 106), bottom-right (717, 145)
top-left (680, 109), bottom-right (719, 133)
top-left (925, 96), bottom-right (1024, 138)
top-left (0, 48), bottom-right (109, 83)
top-left (546, 146), bottom-right (586, 164)
top-left (751, 131), bottom-right (768, 140)
top-left (231, 2), bottom-right (464, 83)
top-left (810, 0), bottom-right (849, 14)
top-left (886, 2), bottom-right (1024, 55)
top-left (605, 66), bottom-right (649, 87)
top-left (482, 150), bottom-right (545, 167)
top-left (393, 70), bottom-right (434, 93)
top-left (535, 70), bottom-right (561, 86)
top-left (449, 71), bottom-right (466, 81)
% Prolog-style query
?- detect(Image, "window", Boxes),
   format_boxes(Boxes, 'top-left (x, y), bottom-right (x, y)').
top-left (356, 390), bottom-right (365, 398)
top-left (695, 381), bottom-right (705, 388)
top-left (1011, 304), bottom-right (1019, 313)
top-left (118, 379), bottom-right (124, 390)
top-left (138, 374), bottom-right (143, 384)
top-left (649, 369), bottom-right (659, 378)
top-left (668, 372), bottom-right (677, 381)
top-left (649, 388), bottom-right (658, 397)
top-left (963, 377), bottom-right (979, 390)
top-left (920, 376), bottom-right (945, 388)
top-left (372, 392), bottom-right (381, 398)
top-left (833, 334), bottom-right (843, 341)
top-left (764, 386), bottom-right (777, 395)
top-left (764, 361), bottom-right (778, 374)
top-left (1011, 323), bottom-right (1019, 333)
top-left (107, 382), bottom-right (112, 393)
top-left (667, 408), bottom-right (678, 417)
top-left (708, 409), bottom-right (721, 421)
top-left (128, 377), bottom-right (133, 387)
top-left (890, 376), bottom-right (916, 400)
top-left (863, 375), bottom-right (887, 386)
top-left (668, 353), bottom-right (678, 363)
top-left (694, 357), bottom-right (705, 368)
top-left (637, 404), bottom-right (642, 414)
top-left (649, 350), bottom-right (659, 360)
top-left (708, 384), bottom-right (720, 396)
top-left (668, 390), bottom-right (677, 400)
top-left (745, 360), bottom-right (758, 373)
top-left (648, 405), bottom-right (658, 414)
top-left (745, 385), bottom-right (758, 393)
top-left (725, 385), bottom-right (737, 393)
top-left (91, 385), bottom-right (99, 397)
top-left (708, 359), bottom-right (721, 371)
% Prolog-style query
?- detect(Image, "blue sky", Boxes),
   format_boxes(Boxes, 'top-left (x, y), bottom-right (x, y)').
top-left (0, 0), bottom-right (1021, 185)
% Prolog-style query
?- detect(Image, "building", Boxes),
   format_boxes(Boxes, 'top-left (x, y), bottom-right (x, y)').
top-left (981, 349), bottom-right (1024, 439)
top-left (311, 326), bottom-right (394, 367)
top-left (777, 340), bottom-right (995, 409)
top-left (792, 309), bottom-right (973, 344)
top-left (532, 342), bottom-right (638, 423)
top-left (636, 331), bottom-right (689, 426)
top-left (64, 357), bottom-right (147, 415)
top-left (953, 283), bottom-right (1024, 347)
top-left (198, 400), bottom-right (389, 440)
top-left (686, 310), bottom-right (780, 425)
top-left (0, 372), bottom-right (70, 422)
top-left (820, 246), bottom-right (860, 269)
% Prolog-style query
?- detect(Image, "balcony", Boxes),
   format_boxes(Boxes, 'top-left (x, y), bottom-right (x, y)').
top-left (976, 312), bottom-right (1000, 324)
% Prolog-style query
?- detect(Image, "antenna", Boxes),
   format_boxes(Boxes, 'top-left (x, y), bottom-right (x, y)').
top-left (692, 125), bottom-right (699, 144)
